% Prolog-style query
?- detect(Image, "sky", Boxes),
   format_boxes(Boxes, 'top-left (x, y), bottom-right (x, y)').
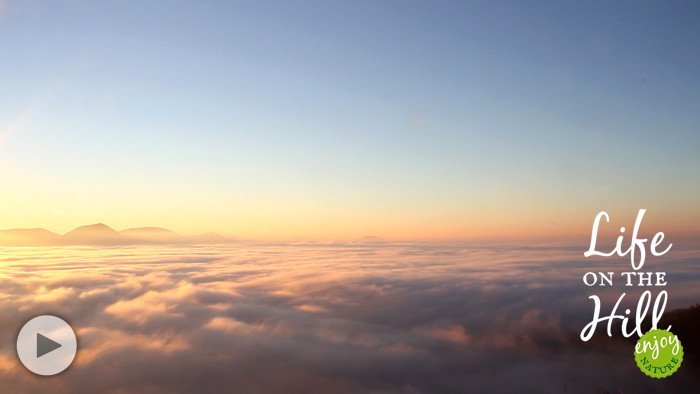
top-left (1, 1), bottom-right (699, 240)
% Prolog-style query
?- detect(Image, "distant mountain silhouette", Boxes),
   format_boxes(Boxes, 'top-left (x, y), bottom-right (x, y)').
top-left (186, 232), bottom-right (235, 244)
top-left (357, 235), bottom-right (385, 243)
top-left (0, 224), bottom-right (235, 246)
top-left (120, 227), bottom-right (180, 241)
top-left (120, 227), bottom-right (234, 245)
top-left (64, 223), bottom-right (139, 246)
top-left (0, 228), bottom-right (62, 246)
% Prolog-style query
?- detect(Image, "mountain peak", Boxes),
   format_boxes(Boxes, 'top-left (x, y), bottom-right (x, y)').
top-left (0, 224), bottom-right (235, 246)
top-left (119, 227), bottom-right (180, 242)
top-left (62, 223), bottom-right (130, 245)
top-left (65, 223), bottom-right (119, 235)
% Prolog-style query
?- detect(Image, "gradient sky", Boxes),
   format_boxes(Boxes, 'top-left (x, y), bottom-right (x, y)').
top-left (1, 1), bottom-right (699, 240)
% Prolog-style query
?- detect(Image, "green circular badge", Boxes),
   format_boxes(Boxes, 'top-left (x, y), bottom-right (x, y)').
top-left (634, 329), bottom-right (683, 378)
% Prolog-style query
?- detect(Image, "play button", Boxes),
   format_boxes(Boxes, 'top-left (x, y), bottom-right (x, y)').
top-left (37, 333), bottom-right (62, 358)
top-left (17, 315), bottom-right (77, 376)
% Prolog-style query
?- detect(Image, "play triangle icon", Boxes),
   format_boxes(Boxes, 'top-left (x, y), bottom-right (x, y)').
top-left (37, 333), bottom-right (62, 358)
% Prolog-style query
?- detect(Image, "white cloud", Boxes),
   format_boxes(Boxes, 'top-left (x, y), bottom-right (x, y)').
top-left (0, 244), bottom-right (697, 392)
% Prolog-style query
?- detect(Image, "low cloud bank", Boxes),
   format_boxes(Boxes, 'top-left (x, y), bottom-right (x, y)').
top-left (0, 243), bottom-right (697, 393)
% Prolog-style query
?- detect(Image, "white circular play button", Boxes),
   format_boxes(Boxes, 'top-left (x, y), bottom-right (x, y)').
top-left (17, 315), bottom-right (77, 376)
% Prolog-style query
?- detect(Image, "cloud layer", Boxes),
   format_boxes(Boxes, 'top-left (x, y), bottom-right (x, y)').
top-left (0, 243), bottom-right (697, 393)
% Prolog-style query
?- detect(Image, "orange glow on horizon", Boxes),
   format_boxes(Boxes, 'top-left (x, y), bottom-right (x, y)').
top-left (1, 205), bottom-right (697, 243)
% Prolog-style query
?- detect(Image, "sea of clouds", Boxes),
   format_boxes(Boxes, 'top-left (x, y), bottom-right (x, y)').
top-left (0, 243), bottom-right (697, 393)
